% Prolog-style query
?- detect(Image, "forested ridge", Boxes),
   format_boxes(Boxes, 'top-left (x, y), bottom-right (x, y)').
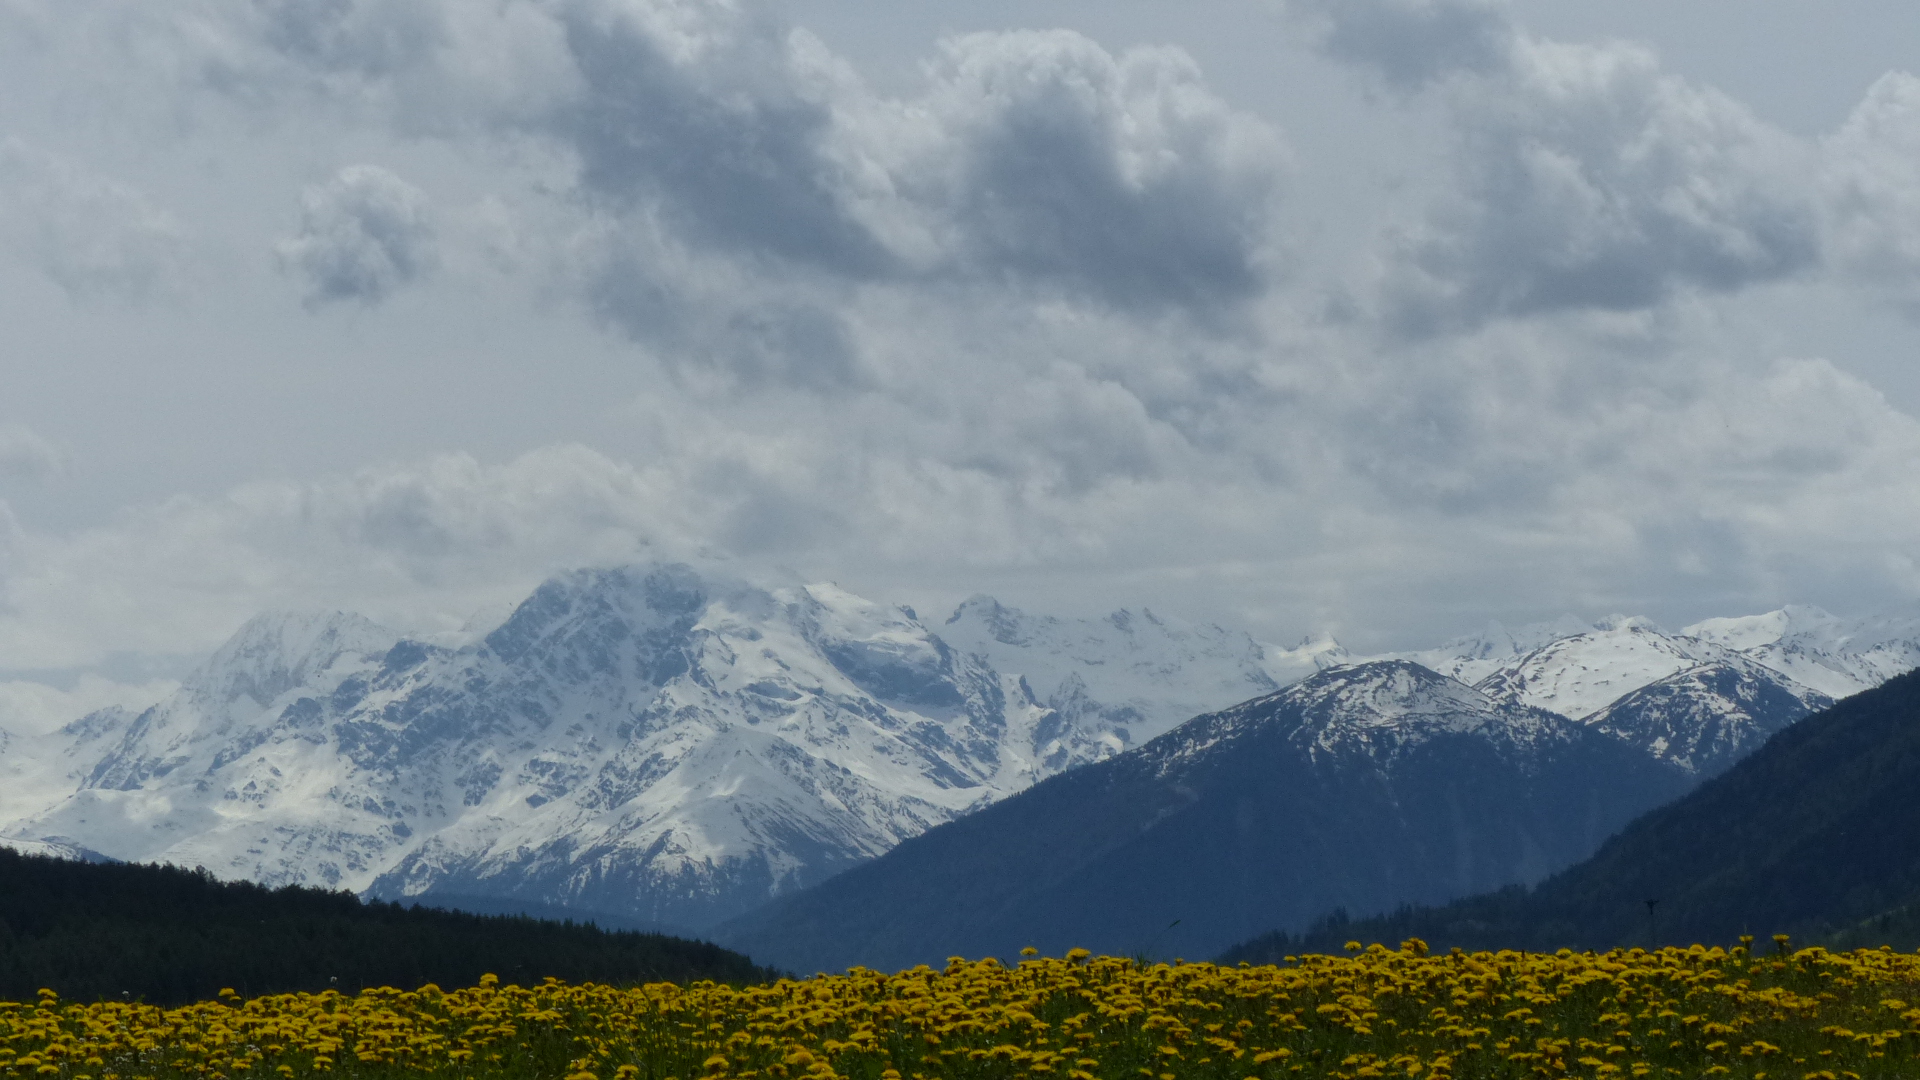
top-left (0, 849), bottom-right (773, 1003)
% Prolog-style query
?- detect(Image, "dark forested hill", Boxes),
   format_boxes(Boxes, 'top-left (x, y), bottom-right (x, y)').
top-left (1222, 667), bottom-right (1920, 962)
top-left (0, 849), bottom-right (772, 1003)
top-left (718, 662), bottom-right (1691, 973)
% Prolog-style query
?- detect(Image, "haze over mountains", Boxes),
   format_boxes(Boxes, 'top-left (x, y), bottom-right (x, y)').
top-left (0, 561), bottom-right (1913, 946)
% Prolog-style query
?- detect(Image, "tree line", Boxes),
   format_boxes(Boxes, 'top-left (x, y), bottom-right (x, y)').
top-left (0, 849), bottom-right (775, 1003)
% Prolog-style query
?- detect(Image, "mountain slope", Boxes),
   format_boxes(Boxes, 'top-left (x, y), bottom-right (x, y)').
top-left (5, 565), bottom-right (1912, 938)
top-left (715, 661), bottom-right (1692, 973)
top-left (939, 596), bottom-right (1335, 764)
top-left (1685, 605), bottom-right (1920, 699)
top-left (1583, 660), bottom-right (1831, 775)
top-left (1222, 666), bottom-right (1920, 958)
top-left (1472, 622), bottom-right (1739, 720)
top-left (7, 564), bottom-right (1328, 932)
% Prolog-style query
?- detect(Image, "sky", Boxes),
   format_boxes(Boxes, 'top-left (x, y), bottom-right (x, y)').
top-left (6, 0), bottom-right (1920, 723)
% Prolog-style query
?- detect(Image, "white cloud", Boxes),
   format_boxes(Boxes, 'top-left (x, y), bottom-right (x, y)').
top-left (1822, 71), bottom-right (1920, 316)
top-left (0, 139), bottom-right (191, 304)
top-left (7, 310), bottom-right (1920, 668)
top-left (0, 675), bottom-right (176, 737)
top-left (1295, 0), bottom-right (1819, 332)
top-left (277, 164), bottom-right (436, 306)
top-left (0, 446), bottom-right (689, 669)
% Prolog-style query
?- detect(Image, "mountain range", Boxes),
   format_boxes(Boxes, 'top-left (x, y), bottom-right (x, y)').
top-left (0, 561), bottom-right (1913, 946)
top-left (715, 660), bottom-right (1697, 971)
top-left (1219, 665), bottom-right (1920, 959)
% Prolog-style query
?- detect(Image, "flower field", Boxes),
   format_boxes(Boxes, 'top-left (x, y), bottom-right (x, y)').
top-left (5, 941), bottom-right (1920, 1080)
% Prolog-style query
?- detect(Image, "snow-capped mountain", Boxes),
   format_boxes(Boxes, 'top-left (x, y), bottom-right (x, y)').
top-left (1683, 605), bottom-right (1920, 699)
top-left (0, 705), bottom-right (137, 833)
top-left (1388, 607), bottom-right (1920, 706)
top-left (1389, 615), bottom-right (1595, 684)
top-left (1201, 660), bottom-right (1580, 764)
top-left (1472, 621), bottom-right (1743, 721)
top-left (2, 564), bottom-right (1331, 931)
top-left (717, 661), bottom-right (1694, 972)
top-left (2, 562), bottom-right (1917, 935)
top-left (1583, 662), bottom-right (1833, 776)
top-left (1438, 619), bottom-right (1836, 774)
top-left (937, 596), bottom-right (1342, 770)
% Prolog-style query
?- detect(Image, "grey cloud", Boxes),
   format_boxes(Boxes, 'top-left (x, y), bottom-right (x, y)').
top-left (525, 7), bottom-right (1284, 386)
top-left (580, 217), bottom-right (868, 392)
top-left (277, 164), bottom-right (435, 307)
top-left (208, 0), bottom-right (1285, 376)
top-left (0, 139), bottom-right (190, 304)
top-left (552, 8), bottom-right (1283, 319)
top-left (250, 0), bottom-right (446, 82)
top-left (1350, 27), bottom-right (1818, 331)
top-left (0, 425), bottom-right (61, 482)
top-left (556, 0), bottom-right (894, 278)
top-left (1292, 0), bottom-right (1513, 90)
top-left (918, 31), bottom-right (1280, 315)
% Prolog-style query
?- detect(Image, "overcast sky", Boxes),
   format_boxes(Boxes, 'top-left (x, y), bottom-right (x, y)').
top-left (6, 0), bottom-right (1920, 716)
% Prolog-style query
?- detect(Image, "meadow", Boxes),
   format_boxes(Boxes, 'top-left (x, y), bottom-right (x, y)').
top-left (4, 940), bottom-right (1918, 1080)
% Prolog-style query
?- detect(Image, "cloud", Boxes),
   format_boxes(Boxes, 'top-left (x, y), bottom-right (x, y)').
top-left (0, 139), bottom-right (191, 304)
top-left (9, 307), bottom-right (1920, 669)
top-left (0, 425), bottom-right (61, 482)
top-left (0, 446), bottom-right (688, 669)
top-left (1296, 1), bottom-right (1819, 332)
top-left (550, 6), bottom-right (1285, 382)
top-left (910, 30), bottom-right (1282, 314)
top-left (176, 0), bottom-right (1286, 382)
top-left (0, 675), bottom-right (177, 736)
top-left (6, 0), bottom-right (1920, 666)
top-left (1292, 0), bottom-right (1512, 90)
top-left (277, 164), bottom-right (436, 306)
top-left (550, 4), bottom-right (1286, 310)
top-left (554, 0), bottom-right (895, 278)
top-left (1822, 71), bottom-right (1920, 315)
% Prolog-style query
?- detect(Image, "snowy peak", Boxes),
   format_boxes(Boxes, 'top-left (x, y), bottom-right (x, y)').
top-left (192, 610), bottom-right (398, 710)
top-left (946, 595), bottom-right (1031, 646)
top-left (1591, 614), bottom-right (1662, 632)
top-left (1586, 661), bottom-right (1833, 775)
top-left (1388, 614), bottom-right (1591, 683)
top-left (1683, 607), bottom-right (1807, 652)
top-left (799, 583), bottom-right (966, 709)
top-left (1473, 624), bottom-right (1733, 720)
top-left (1160, 660), bottom-right (1572, 769)
top-left (1288, 661), bottom-right (1493, 729)
top-left (1280, 661), bottom-right (1576, 757)
top-left (481, 564), bottom-right (713, 678)
top-left (938, 593), bottom-right (1284, 751)
top-left (1679, 605), bottom-right (1920, 699)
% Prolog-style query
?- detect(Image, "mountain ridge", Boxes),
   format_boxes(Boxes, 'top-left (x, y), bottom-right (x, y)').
top-left (713, 660), bottom-right (1696, 972)
top-left (1219, 666), bottom-right (1920, 959)
top-left (0, 562), bottom-right (1910, 935)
